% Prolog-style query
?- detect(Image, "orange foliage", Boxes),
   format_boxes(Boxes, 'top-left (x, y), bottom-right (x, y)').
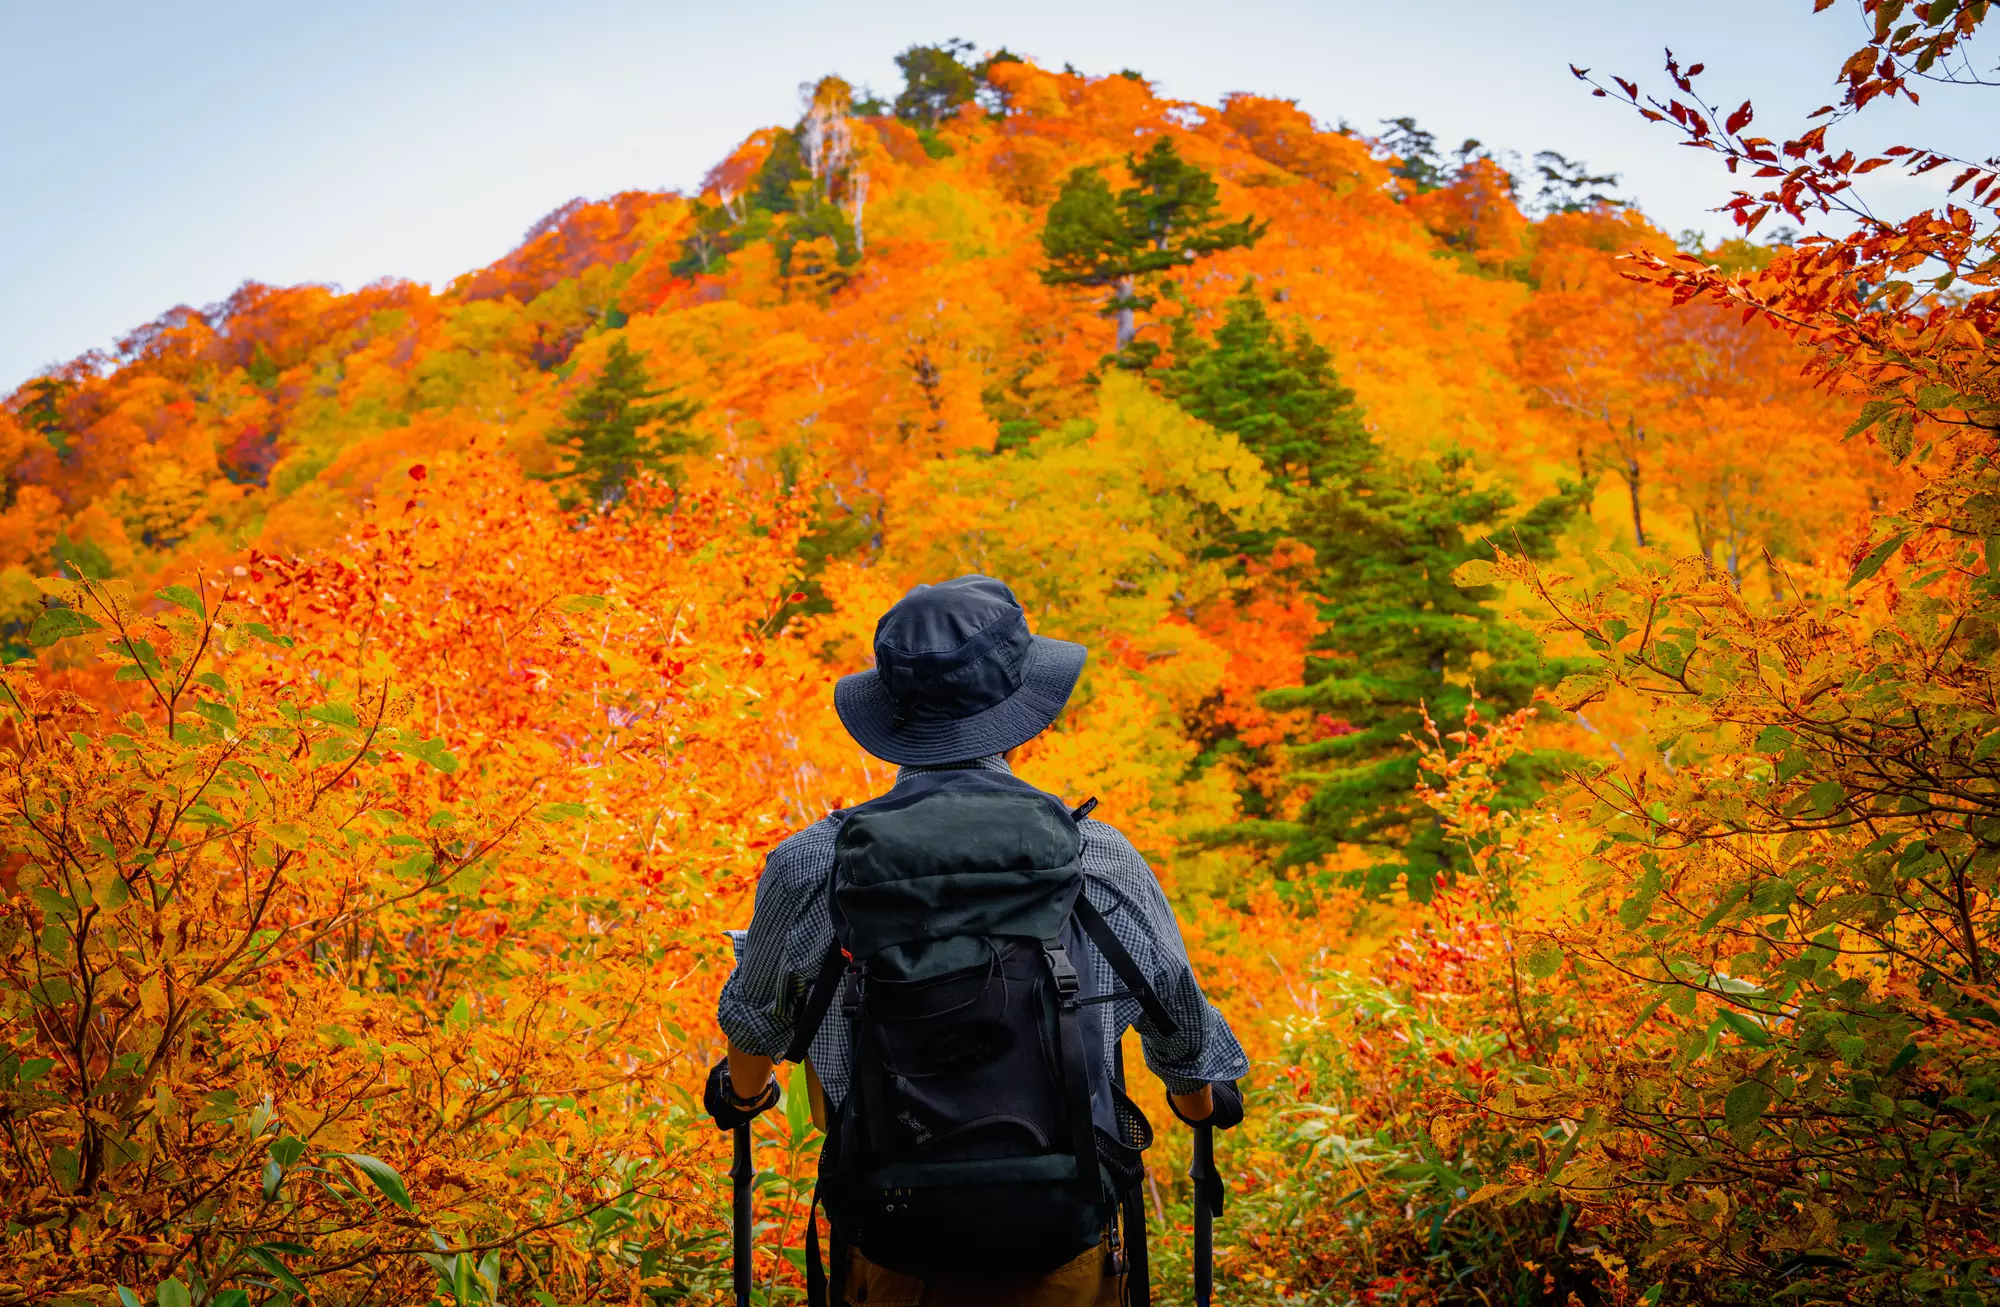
top-left (1513, 208), bottom-right (1891, 582)
top-left (0, 40), bottom-right (1915, 1304)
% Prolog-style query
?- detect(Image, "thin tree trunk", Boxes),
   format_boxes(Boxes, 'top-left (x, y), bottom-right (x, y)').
top-left (1623, 456), bottom-right (1645, 549)
top-left (1952, 858), bottom-right (1986, 986)
top-left (1114, 276), bottom-right (1136, 350)
top-left (850, 170), bottom-right (868, 256)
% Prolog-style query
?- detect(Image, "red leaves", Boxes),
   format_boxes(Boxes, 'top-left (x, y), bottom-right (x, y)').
top-left (1664, 49), bottom-right (1699, 94)
top-left (1873, 0), bottom-right (1906, 41)
top-left (1592, 7), bottom-right (1998, 255)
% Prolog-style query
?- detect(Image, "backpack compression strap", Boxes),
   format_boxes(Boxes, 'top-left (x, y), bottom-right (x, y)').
top-left (1043, 937), bottom-right (1105, 1201)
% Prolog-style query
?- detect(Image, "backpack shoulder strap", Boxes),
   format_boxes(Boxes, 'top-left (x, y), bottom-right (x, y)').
top-left (784, 831), bottom-right (852, 1067)
top-left (1066, 797), bottom-right (1180, 1041)
top-left (783, 941), bottom-right (847, 1065)
top-left (1071, 894), bottom-right (1180, 1040)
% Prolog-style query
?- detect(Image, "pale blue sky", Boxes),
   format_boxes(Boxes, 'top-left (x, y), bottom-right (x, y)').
top-left (1, 1), bottom-right (1988, 389)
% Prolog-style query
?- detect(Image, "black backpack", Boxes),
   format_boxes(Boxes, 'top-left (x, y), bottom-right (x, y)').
top-left (785, 768), bottom-right (1173, 1303)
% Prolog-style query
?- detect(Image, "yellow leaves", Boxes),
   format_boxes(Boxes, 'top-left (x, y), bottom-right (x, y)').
top-left (1451, 558), bottom-right (1500, 588)
top-left (1597, 547), bottom-right (1643, 580)
top-left (1095, 373), bottom-right (1283, 532)
top-left (31, 576), bottom-right (81, 604)
top-left (285, 1106), bottom-right (364, 1154)
top-left (137, 973), bottom-right (166, 1023)
top-left (83, 866), bottom-right (129, 914)
top-left (885, 373), bottom-right (1279, 640)
top-left (558, 994), bottom-right (604, 1027)
top-left (1550, 672), bottom-right (1612, 711)
top-left (195, 983), bottom-right (236, 1013)
top-left (90, 577), bottom-right (137, 628)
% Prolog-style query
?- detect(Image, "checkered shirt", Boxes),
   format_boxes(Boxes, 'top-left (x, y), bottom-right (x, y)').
top-left (717, 757), bottom-right (1249, 1105)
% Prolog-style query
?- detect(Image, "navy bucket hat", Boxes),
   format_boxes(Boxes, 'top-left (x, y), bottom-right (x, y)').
top-left (834, 575), bottom-right (1087, 766)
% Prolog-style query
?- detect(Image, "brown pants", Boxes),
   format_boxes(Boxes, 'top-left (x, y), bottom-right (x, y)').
top-left (845, 1242), bottom-right (1125, 1307)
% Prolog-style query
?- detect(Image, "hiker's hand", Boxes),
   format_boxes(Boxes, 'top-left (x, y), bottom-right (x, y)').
top-left (704, 1056), bottom-right (779, 1130)
top-left (1171, 1079), bottom-right (1244, 1130)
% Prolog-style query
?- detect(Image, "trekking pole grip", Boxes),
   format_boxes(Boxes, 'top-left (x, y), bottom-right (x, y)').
top-left (732, 1122), bottom-right (754, 1307)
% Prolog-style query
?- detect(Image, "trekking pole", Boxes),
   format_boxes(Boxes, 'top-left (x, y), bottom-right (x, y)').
top-left (1190, 1122), bottom-right (1220, 1306)
top-left (732, 1121), bottom-right (753, 1307)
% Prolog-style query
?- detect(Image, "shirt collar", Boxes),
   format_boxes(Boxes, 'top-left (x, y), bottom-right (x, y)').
top-left (893, 755), bottom-right (1013, 785)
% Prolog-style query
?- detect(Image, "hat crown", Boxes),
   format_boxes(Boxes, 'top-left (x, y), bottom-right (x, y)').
top-left (873, 576), bottom-right (1032, 726)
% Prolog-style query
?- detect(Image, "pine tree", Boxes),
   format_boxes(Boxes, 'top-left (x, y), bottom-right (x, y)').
top-left (892, 41), bottom-right (978, 129)
top-left (544, 339), bottom-right (701, 507)
top-left (1040, 137), bottom-right (1266, 356)
top-left (1245, 451), bottom-right (1586, 897)
top-left (1162, 281), bottom-right (1368, 491)
top-left (1377, 117), bottom-right (1449, 194)
top-left (1164, 284), bottom-right (1586, 895)
top-left (18, 377), bottom-right (73, 459)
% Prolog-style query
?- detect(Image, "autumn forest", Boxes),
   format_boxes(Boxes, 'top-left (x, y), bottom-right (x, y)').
top-left (2, 2), bottom-right (1996, 1304)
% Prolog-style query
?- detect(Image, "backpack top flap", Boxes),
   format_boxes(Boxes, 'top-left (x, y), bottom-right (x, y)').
top-left (834, 769), bottom-right (1081, 981)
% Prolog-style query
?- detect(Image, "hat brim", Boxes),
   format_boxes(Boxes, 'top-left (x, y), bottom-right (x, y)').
top-left (833, 635), bottom-right (1088, 766)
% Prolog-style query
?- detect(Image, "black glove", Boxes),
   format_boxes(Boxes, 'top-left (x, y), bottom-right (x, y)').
top-left (1171, 1079), bottom-right (1245, 1130)
top-left (704, 1057), bottom-right (779, 1131)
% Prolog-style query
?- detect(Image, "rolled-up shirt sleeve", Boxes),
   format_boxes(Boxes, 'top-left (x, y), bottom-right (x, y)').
top-left (1079, 821), bottom-right (1250, 1096)
top-left (716, 817), bottom-right (840, 1059)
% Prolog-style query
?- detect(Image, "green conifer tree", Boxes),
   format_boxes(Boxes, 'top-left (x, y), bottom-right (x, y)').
top-left (893, 41), bottom-right (978, 129)
top-left (1247, 453), bottom-right (1585, 897)
top-left (1167, 286), bottom-right (1585, 896)
top-left (1162, 281), bottom-right (1368, 491)
top-left (544, 339), bottom-right (701, 507)
top-left (1040, 137), bottom-right (1266, 357)
top-left (18, 377), bottom-right (73, 459)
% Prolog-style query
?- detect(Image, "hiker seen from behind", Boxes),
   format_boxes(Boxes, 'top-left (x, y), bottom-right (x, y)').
top-left (707, 574), bottom-right (1248, 1306)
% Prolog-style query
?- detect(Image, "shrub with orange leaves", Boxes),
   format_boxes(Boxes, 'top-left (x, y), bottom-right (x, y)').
top-left (0, 571), bottom-right (713, 1305)
top-left (1422, 2), bottom-right (2000, 1300)
top-left (0, 451), bottom-right (849, 1303)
